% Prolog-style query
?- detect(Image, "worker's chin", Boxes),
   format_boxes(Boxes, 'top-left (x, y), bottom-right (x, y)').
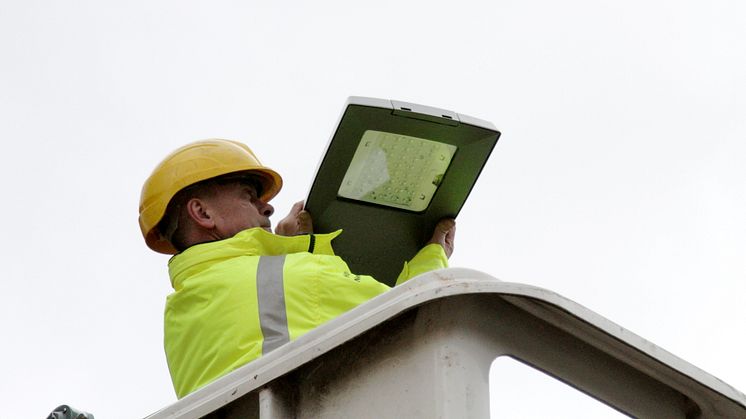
top-left (262, 226), bottom-right (272, 232)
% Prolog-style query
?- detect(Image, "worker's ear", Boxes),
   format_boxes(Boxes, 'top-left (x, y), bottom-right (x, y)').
top-left (185, 197), bottom-right (216, 229)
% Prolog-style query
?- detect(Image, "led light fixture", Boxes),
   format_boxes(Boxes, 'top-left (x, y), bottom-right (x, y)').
top-left (338, 130), bottom-right (458, 212)
top-left (306, 97), bottom-right (500, 285)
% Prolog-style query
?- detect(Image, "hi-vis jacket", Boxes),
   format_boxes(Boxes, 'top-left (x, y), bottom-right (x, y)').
top-left (165, 227), bottom-right (448, 398)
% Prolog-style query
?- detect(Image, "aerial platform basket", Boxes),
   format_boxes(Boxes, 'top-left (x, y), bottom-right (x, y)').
top-left (146, 269), bottom-right (746, 418)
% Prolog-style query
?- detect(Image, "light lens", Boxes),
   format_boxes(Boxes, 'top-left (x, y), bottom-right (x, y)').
top-left (338, 130), bottom-right (457, 211)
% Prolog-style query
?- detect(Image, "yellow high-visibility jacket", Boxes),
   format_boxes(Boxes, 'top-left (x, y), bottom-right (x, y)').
top-left (165, 227), bottom-right (448, 398)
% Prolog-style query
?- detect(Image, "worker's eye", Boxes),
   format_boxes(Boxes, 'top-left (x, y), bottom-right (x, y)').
top-left (242, 187), bottom-right (258, 201)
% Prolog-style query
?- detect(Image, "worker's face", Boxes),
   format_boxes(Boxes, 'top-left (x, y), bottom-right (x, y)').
top-left (205, 179), bottom-right (275, 238)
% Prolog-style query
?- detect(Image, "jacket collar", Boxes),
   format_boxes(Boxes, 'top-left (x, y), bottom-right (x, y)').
top-left (168, 227), bottom-right (342, 289)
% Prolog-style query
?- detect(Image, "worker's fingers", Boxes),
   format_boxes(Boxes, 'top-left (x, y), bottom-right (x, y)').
top-left (435, 218), bottom-right (456, 235)
top-left (287, 200), bottom-right (304, 216)
top-left (297, 209), bottom-right (313, 235)
top-left (274, 201), bottom-right (313, 236)
top-left (428, 218), bottom-right (456, 258)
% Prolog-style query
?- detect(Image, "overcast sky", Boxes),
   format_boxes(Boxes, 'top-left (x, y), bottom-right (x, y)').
top-left (1, 1), bottom-right (744, 418)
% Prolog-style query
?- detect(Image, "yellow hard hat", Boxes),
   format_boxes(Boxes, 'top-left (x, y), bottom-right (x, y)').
top-left (139, 139), bottom-right (283, 254)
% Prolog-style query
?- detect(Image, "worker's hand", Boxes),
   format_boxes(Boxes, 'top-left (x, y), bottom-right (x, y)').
top-left (274, 201), bottom-right (314, 236)
top-left (427, 218), bottom-right (456, 258)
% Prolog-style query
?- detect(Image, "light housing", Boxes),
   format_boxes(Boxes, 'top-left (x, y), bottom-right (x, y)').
top-left (306, 97), bottom-right (500, 285)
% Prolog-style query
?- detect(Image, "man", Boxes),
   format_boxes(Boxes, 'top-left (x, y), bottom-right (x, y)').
top-left (139, 139), bottom-right (456, 398)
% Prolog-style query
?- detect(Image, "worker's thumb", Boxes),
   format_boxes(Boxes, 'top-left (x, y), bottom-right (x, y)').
top-left (428, 218), bottom-right (456, 258)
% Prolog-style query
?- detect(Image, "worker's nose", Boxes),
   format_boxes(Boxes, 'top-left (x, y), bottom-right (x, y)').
top-left (260, 201), bottom-right (274, 217)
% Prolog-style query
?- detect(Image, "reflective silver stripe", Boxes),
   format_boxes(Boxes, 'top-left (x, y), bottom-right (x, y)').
top-left (256, 255), bottom-right (289, 354)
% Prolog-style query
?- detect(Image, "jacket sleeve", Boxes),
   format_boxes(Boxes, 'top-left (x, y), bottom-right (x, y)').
top-left (394, 243), bottom-right (449, 286)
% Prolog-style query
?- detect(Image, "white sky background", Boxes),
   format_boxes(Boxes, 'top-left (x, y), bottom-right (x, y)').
top-left (1, 1), bottom-right (744, 417)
